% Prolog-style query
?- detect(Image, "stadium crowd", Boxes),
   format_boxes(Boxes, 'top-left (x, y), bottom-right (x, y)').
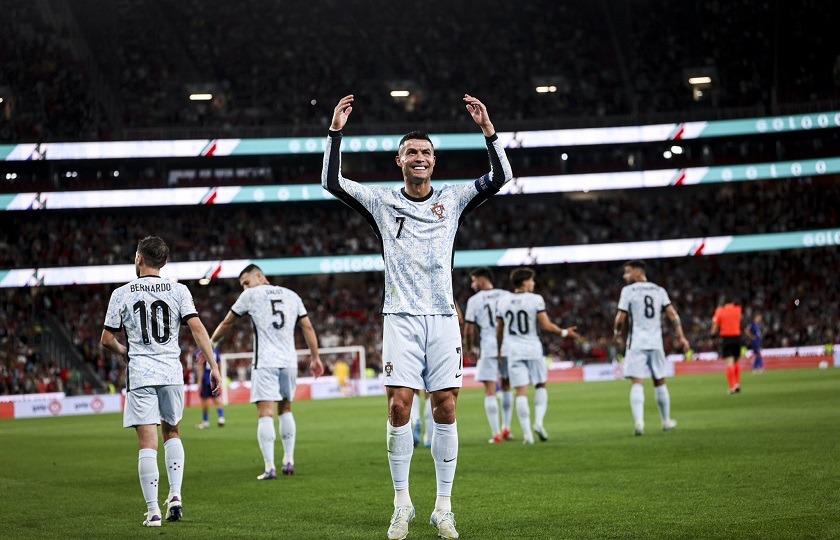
top-left (2, 0), bottom-right (838, 142)
top-left (2, 177), bottom-right (836, 269)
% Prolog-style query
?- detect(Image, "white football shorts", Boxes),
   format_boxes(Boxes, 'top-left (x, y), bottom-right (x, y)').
top-left (382, 314), bottom-right (463, 392)
top-left (623, 349), bottom-right (668, 380)
top-left (507, 358), bottom-right (548, 388)
top-left (250, 367), bottom-right (297, 403)
top-left (475, 349), bottom-right (508, 382)
top-left (123, 385), bottom-right (184, 428)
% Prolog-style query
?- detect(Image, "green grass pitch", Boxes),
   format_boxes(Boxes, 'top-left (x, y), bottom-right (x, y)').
top-left (2, 369), bottom-right (838, 539)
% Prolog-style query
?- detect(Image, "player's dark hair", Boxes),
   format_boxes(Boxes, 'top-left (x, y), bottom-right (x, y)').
top-left (624, 259), bottom-right (647, 273)
top-left (239, 264), bottom-right (263, 278)
top-left (510, 267), bottom-right (535, 288)
top-left (137, 236), bottom-right (169, 269)
top-left (398, 131), bottom-right (434, 153)
top-left (469, 267), bottom-right (494, 283)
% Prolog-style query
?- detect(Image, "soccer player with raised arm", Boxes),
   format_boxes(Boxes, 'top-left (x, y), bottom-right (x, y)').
top-left (613, 260), bottom-right (690, 435)
top-left (209, 265), bottom-right (324, 479)
top-left (464, 267), bottom-right (514, 443)
top-left (323, 94), bottom-right (513, 540)
top-left (100, 236), bottom-right (222, 527)
top-left (495, 267), bottom-right (580, 444)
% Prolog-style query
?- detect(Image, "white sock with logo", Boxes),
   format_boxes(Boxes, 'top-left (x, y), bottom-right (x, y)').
top-left (279, 412), bottom-right (296, 466)
top-left (431, 421), bottom-right (458, 509)
top-left (516, 395), bottom-right (533, 442)
top-left (387, 421), bottom-right (414, 507)
top-left (257, 416), bottom-right (276, 471)
top-left (163, 438), bottom-right (184, 498)
top-left (138, 448), bottom-right (160, 513)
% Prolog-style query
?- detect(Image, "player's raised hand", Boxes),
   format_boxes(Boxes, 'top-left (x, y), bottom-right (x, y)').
top-left (331, 95), bottom-right (354, 131)
top-left (310, 356), bottom-right (325, 378)
top-left (463, 94), bottom-right (494, 136)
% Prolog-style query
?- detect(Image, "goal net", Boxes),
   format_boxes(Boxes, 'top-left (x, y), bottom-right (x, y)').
top-left (219, 346), bottom-right (372, 405)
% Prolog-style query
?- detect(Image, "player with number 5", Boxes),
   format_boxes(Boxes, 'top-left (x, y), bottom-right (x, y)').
top-left (613, 260), bottom-right (690, 436)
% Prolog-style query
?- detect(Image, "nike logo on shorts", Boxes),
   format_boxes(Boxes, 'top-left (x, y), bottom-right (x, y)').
top-left (455, 373), bottom-right (462, 378)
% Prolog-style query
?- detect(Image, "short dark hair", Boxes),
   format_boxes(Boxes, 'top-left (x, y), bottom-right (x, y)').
top-left (510, 267), bottom-right (535, 288)
top-left (624, 259), bottom-right (647, 273)
top-left (469, 267), bottom-right (494, 282)
top-left (398, 131), bottom-right (434, 153)
top-left (239, 264), bottom-right (262, 279)
top-left (137, 236), bottom-right (169, 269)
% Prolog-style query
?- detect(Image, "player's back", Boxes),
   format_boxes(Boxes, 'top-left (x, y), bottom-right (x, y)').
top-left (496, 292), bottom-right (544, 360)
top-left (617, 281), bottom-right (671, 351)
top-left (104, 276), bottom-right (197, 389)
top-left (465, 289), bottom-right (510, 355)
top-left (713, 304), bottom-right (743, 337)
top-left (231, 284), bottom-right (306, 369)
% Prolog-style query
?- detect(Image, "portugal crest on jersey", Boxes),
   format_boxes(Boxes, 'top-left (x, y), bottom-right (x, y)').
top-left (431, 202), bottom-right (445, 220)
top-left (384, 362), bottom-right (393, 376)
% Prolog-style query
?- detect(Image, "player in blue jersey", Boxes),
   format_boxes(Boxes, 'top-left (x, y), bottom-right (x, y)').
top-left (195, 348), bottom-right (225, 428)
top-left (745, 313), bottom-right (764, 374)
top-left (101, 236), bottom-right (221, 527)
top-left (323, 94), bottom-right (513, 540)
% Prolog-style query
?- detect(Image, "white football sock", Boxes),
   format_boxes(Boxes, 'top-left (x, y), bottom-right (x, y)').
top-left (515, 395), bottom-right (533, 442)
top-left (484, 395), bottom-right (500, 435)
top-left (533, 387), bottom-right (548, 427)
top-left (163, 438), bottom-right (184, 497)
top-left (501, 390), bottom-right (514, 430)
top-left (257, 416), bottom-right (276, 471)
top-left (423, 397), bottom-right (433, 442)
top-left (630, 383), bottom-right (645, 424)
top-left (138, 448), bottom-right (160, 513)
top-left (387, 421), bottom-right (414, 497)
top-left (279, 412), bottom-right (296, 466)
top-left (431, 421), bottom-right (458, 501)
top-left (655, 385), bottom-right (671, 422)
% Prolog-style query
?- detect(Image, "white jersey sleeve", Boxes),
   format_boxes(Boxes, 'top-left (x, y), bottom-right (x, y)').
top-left (231, 285), bottom-right (307, 369)
top-left (496, 292), bottom-right (545, 360)
top-left (618, 282), bottom-right (670, 351)
top-left (103, 276), bottom-right (197, 389)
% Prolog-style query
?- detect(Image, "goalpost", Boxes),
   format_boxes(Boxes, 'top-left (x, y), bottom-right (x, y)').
top-left (219, 345), bottom-right (368, 405)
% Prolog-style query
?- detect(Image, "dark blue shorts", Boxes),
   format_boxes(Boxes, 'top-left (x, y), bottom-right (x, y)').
top-left (200, 380), bottom-right (214, 399)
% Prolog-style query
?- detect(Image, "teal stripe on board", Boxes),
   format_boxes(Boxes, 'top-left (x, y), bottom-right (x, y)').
top-left (0, 145), bottom-right (15, 160)
top-left (699, 111), bottom-right (840, 137)
top-left (698, 157), bottom-right (840, 184)
top-left (724, 229), bottom-right (840, 253)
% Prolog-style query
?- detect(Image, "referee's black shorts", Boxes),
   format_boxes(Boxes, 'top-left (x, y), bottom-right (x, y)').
top-left (719, 337), bottom-right (742, 360)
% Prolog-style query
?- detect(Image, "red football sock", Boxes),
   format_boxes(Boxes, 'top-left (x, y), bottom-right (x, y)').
top-left (725, 365), bottom-right (736, 389)
top-left (733, 362), bottom-right (742, 386)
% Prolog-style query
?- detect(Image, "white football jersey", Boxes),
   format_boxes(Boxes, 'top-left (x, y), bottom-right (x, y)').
top-left (104, 276), bottom-right (198, 389)
top-left (323, 132), bottom-right (513, 315)
top-left (617, 281), bottom-right (672, 351)
top-left (465, 289), bottom-right (510, 359)
top-left (495, 292), bottom-right (545, 360)
top-left (230, 284), bottom-right (307, 369)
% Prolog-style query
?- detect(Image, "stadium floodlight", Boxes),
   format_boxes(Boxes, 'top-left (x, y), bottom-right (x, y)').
top-left (536, 86), bottom-right (557, 93)
top-left (688, 76), bottom-right (712, 85)
top-left (189, 93), bottom-right (213, 101)
top-left (198, 277), bottom-right (211, 285)
top-left (0, 97), bottom-right (4, 104)
top-left (390, 90), bottom-right (410, 98)
top-left (663, 150), bottom-right (673, 159)
top-left (671, 145), bottom-right (684, 155)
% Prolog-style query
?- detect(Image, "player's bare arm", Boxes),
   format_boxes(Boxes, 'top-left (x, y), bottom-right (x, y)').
top-left (463, 94), bottom-right (495, 136)
top-left (613, 310), bottom-right (628, 345)
top-left (331, 95), bottom-right (354, 131)
top-left (537, 312), bottom-right (581, 340)
top-left (298, 316), bottom-right (325, 378)
top-left (188, 317), bottom-right (222, 396)
top-left (665, 305), bottom-right (691, 351)
top-left (496, 316), bottom-right (505, 358)
top-left (100, 328), bottom-right (128, 359)
top-left (209, 310), bottom-right (238, 349)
